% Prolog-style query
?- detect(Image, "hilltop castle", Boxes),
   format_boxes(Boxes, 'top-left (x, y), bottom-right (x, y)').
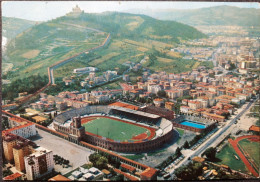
top-left (67, 5), bottom-right (83, 17)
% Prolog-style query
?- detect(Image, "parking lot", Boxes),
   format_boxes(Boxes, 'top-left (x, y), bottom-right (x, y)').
top-left (31, 129), bottom-right (94, 174)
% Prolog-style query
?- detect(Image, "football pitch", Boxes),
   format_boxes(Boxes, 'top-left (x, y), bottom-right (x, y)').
top-left (82, 117), bottom-right (150, 141)
top-left (238, 139), bottom-right (260, 169)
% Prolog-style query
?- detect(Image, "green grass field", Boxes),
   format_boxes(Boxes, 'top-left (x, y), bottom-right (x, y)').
top-left (83, 117), bottom-right (150, 141)
top-left (238, 139), bottom-right (260, 169)
top-left (216, 143), bottom-right (249, 173)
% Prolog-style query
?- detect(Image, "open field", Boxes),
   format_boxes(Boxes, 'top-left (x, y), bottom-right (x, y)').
top-left (89, 52), bottom-right (120, 65)
top-left (238, 139), bottom-right (260, 169)
top-left (82, 117), bottom-right (151, 141)
top-left (21, 49), bottom-right (40, 59)
top-left (157, 56), bottom-right (174, 63)
top-left (215, 143), bottom-right (249, 174)
top-left (166, 51), bottom-right (182, 58)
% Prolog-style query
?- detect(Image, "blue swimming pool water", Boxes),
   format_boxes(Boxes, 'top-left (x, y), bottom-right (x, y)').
top-left (180, 120), bottom-right (206, 129)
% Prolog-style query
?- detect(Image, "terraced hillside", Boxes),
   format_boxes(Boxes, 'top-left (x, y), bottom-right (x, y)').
top-left (4, 11), bottom-right (206, 82)
top-left (4, 20), bottom-right (108, 81)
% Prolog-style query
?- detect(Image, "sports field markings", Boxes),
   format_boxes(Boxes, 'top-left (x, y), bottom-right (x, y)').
top-left (82, 116), bottom-right (152, 141)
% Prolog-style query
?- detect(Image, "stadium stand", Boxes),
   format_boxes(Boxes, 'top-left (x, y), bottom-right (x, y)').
top-left (53, 105), bottom-right (175, 152)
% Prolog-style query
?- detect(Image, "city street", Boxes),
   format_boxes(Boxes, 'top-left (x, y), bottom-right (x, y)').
top-left (168, 97), bottom-right (257, 177)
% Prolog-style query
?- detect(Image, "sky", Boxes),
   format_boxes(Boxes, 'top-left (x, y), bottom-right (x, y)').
top-left (2, 1), bottom-right (260, 21)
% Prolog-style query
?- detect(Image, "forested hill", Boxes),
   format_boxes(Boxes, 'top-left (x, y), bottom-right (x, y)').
top-left (2, 17), bottom-right (37, 39)
top-left (126, 5), bottom-right (260, 26)
top-left (52, 11), bottom-right (206, 42)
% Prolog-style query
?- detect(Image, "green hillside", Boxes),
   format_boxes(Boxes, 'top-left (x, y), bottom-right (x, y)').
top-left (53, 12), bottom-right (206, 41)
top-left (2, 17), bottom-right (37, 40)
top-left (127, 5), bottom-right (260, 26)
top-left (4, 12), bottom-right (206, 81)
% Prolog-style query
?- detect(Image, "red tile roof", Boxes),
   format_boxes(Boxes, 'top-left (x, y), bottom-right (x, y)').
top-left (120, 83), bottom-right (133, 91)
top-left (3, 172), bottom-right (22, 180)
top-left (249, 125), bottom-right (260, 132)
top-left (48, 174), bottom-right (71, 181)
top-left (109, 102), bottom-right (139, 110)
top-left (2, 122), bottom-right (34, 136)
top-left (9, 117), bottom-right (27, 123)
top-left (114, 168), bottom-right (139, 181)
top-left (140, 167), bottom-right (157, 178)
top-left (121, 163), bottom-right (136, 172)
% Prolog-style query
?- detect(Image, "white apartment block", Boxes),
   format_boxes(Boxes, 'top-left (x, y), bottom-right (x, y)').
top-left (9, 123), bottom-right (37, 139)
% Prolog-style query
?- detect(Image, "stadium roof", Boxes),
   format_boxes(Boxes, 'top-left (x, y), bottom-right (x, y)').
top-left (109, 106), bottom-right (160, 119)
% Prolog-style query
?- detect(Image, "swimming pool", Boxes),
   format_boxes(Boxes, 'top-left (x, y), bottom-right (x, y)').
top-left (180, 119), bottom-right (206, 129)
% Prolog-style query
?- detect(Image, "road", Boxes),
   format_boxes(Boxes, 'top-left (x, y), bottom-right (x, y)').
top-left (168, 97), bottom-right (257, 176)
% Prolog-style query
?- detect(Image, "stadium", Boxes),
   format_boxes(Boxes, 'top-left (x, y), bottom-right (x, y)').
top-left (53, 102), bottom-right (175, 153)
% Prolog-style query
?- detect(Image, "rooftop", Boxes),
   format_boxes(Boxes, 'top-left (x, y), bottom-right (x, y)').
top-left (3, 172), bottom-right (22, 180)
top-left (2, 122), bottom-right (35, 136)
top-left (121, 163), bottom-right (136, 172)
top-left (249, 125), bottom-right (260, 132)
top-left (32, 116), bottom-right (48, 122)
top-left (114, 168), bottom-right (139, 181)
top-left (109, 101), bottom-right (139, 110)
top-left (48, 174), bottom-right (71, 181)
top-left (110, 105), bottom-right (160, 119)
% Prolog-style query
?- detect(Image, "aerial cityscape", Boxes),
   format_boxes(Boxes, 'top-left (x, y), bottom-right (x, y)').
top-left (1, 1), bottom-right (260, 181)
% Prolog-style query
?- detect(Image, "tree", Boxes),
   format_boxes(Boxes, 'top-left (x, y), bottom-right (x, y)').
top-left (157, 90), bottom-right (166, 98)
top-left (111, 174), bottom-right (124, 181)
top-left (175, 161), bottom-right (203, 180)
top-left (221, 112), bottom-right (230, 119)
top-left (150, 93), bottom-right (156, 99)
top-left (175, 147), bottom-right (182, 156)
top-left (229, 63), bottom-right (236, 70)
top-left (202, 147), bottom-right (217, 160)
top-left (96, 156), bottom-right (108, 170)
top-left (89, 153), bottom-right (102, 165)
top-left (3, 169), bottom-right (13, 177)
top-left (2, 117), bottom-right (9, 130)
top-left (183, 141), bottom-right (190, 149)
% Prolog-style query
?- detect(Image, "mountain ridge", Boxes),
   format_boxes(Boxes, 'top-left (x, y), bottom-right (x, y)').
top-left (124, 5), bottom-right (260, 26)
top-left (2, 16), bottom-right (38, 40)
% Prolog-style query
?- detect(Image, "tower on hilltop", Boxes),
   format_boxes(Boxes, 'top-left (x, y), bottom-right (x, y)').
top-left (72, 5), bottom-right (83, 13)
top-left (67, 5), bottom-right (84, 17)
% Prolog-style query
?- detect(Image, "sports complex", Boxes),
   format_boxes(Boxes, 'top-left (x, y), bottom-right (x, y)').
top-left (229, 135), bottom-right (260, 177)
top-left (53, 102), bottom-right (175, 153)
top-left (81, 116), bottom-right (156, 142)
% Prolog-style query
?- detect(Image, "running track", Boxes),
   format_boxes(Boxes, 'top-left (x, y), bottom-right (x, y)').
top-left (229, 135), bottom-right (260, 177)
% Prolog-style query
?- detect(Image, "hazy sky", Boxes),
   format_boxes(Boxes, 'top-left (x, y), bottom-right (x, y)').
top-left (2, 1), bottom-right (260, 21)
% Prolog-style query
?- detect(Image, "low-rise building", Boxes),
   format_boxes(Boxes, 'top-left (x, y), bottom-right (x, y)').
top-left (3, 122), bottom-right (37, 139)
top-left (3, 172), bottom-right (22, 181)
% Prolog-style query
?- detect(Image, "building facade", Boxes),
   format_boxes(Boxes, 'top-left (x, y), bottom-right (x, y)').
top-left (24, 147), bottom-right (54, 180)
